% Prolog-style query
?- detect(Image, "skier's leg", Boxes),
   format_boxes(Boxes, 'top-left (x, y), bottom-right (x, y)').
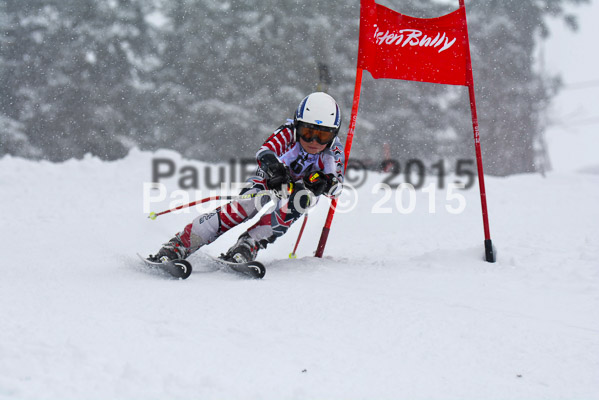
top-left (150, 180), bottom-right (272, 261)
top-left (222, 188), bottom-right (312, 262)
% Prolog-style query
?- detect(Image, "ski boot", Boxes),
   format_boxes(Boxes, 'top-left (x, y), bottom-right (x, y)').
top-left (220, 232), bottom-right (260, 264)
top-left (148, 235), bottom-right (188, 263)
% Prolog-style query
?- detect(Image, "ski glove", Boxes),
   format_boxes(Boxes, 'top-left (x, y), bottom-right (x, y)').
top-left (303, 171), bottom-right (338, 196)
top-left (259, 153), bottom-right (291, 191)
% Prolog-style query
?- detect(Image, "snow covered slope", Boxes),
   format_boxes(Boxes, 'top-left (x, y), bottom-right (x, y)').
top-left (0, 149), bottom-right (598, 399)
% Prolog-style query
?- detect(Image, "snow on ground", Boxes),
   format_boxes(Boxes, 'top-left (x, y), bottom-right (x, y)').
top-left (0, 148), bottom-right (598, 399)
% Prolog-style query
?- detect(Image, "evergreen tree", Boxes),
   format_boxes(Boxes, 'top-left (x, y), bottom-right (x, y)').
top-left (0, 0), bottom-right (589, 175)
top-left (1, 0), bottom-right (158, 160)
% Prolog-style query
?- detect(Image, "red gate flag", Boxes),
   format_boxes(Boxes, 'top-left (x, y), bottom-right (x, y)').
top-left (316, 0), bottom-right (496, 263)
top-left (358, 0), bottom-right (470, 86)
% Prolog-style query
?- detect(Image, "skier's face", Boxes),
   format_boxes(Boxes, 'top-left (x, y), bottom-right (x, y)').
top-left (299, 137), bottom-right (327, 154)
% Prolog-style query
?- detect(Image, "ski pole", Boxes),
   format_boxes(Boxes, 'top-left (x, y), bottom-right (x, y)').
top-left (148, 191), bottom-right (275, 220)
top-left (289, 214), bottom-right (308, 259)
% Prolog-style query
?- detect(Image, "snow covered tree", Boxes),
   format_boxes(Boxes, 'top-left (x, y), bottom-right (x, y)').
top-left (447, 0), bottom-right (587, 176)
top-left (0, 0), bottom-right (589, 175)
top-left (0, 0), bottom-right (158, 160)
top-left (0, 114), bottom-right (41, 158)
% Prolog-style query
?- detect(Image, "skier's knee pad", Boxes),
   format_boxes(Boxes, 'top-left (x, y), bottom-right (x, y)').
top-left (190, 211), bottom-right (220, 245)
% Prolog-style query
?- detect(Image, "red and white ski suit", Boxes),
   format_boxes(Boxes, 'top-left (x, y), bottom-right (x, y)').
top-left (177, 121), bottom-right (345, 253)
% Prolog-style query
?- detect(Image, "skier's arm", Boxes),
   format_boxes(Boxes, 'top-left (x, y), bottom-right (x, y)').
top-left (318, 137), bottom-right (345, 197)
top-left (254, 122), bottom-right (295, 192)
top-left (256, 122), bottom-right (295, 160)
top-left (257, 152), bottom-right (290, 191)
top-left (303, 171), bottom-right (339, 196)
top-left (328, 137), bottom-right (345, 184)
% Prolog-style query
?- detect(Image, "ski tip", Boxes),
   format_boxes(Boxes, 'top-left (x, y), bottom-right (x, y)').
top-left (136, 253), bottom-right (192, 279)
top-left (172, 259), bottom-right (193, 279)
top-left (248, 261), bottom-right (266, 279)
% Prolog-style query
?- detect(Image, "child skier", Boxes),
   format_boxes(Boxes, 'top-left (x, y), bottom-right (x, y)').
top-left (149, 92), bottom-right (345, 264)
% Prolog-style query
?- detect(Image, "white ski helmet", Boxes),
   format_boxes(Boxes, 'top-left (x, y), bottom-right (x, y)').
top-left (294, 92), bottom-right (341, 145)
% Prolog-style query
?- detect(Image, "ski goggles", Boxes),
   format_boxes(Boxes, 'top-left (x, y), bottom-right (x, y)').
top-left (297, 123), bottom-right (336, 145)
